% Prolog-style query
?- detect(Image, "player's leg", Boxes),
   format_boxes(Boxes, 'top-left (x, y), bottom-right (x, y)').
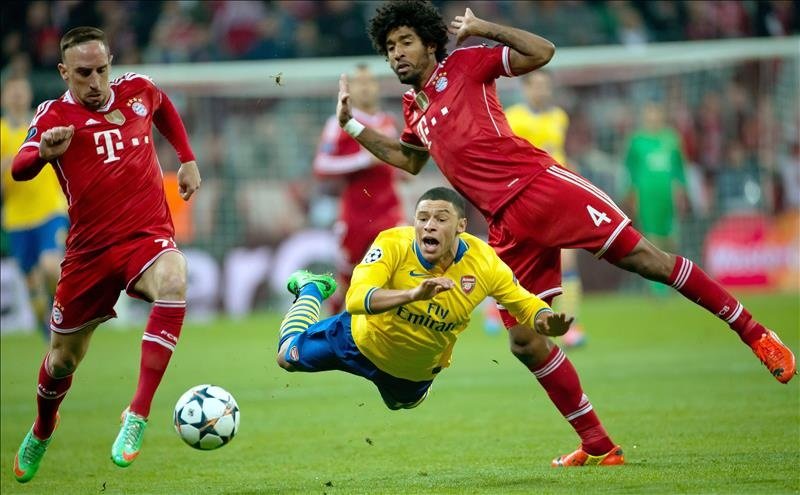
top-left (276, 269), bottom-right (338, 369)
top-left (32, 215), bottom-right (68, 339)
top-left (14, 323), bottom-right (99, 483)
top-left (489, 173), bottom-right (623, 465)
top-left (556, 249), bottom-right (586, 347)
top-left (110, 249), bottom-right (187, 467)
top-left (37, 216), bottom-right (68, 330)
top-left (613, 231), bottom-right (796, 383)
top-left (501, 309), bottom-right (622, 465)
top-left (7, 226), bottom-right (50, 340)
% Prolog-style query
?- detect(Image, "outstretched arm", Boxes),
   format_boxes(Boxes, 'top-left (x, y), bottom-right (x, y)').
top-left (337, 74), bottom-right (429, 175)
top-left (449, 8), bottom-right (554, 76)
top-left (534, 310), bottom-right (573, 337)
top-left (346, 277), bottom-right (454, 315)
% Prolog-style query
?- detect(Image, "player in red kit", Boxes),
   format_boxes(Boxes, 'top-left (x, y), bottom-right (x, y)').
top-left (313, 64), bottom-right (405, 310)
top-left (335, 0), bottom-right (796, 467)
top-left (10, 27), bottom-right (201, 482)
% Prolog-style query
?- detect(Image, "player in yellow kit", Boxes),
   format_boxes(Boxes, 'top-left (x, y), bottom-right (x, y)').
top-left (275, 187), bottom-right (577, 411)
top-left (1, 76), bottom-right (68, 338)
top-left (505, 70), bottom-right (585, 347)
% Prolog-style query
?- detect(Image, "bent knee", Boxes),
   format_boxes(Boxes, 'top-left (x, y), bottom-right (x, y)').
top-left (158, 271), bottom-right (187, 299)
top-left (508, 326), bottom-right (552, 366)
top-left (48, 354), bottom-right (78, 377)
top-left (276, 354), bottom-right (296, 372)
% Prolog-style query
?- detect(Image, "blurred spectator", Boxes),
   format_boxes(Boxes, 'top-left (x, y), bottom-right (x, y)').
top-left (1, 1), bottom-right (796, 70)
top-left (715, 143), bottom-right (764, 214)
top-left (312, 64), bottom-right (405, 312)
top-left (777, 139), bottom-right (800, 211)
top-left (624, 102), bottom-right (688, 294)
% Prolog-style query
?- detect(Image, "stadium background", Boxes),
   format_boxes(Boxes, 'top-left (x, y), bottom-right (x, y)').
top-left (1, 0), bottom-right (798, 327)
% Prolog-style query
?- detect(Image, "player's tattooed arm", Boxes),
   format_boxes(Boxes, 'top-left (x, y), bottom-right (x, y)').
top-left (336, 74), bottom-right (428, 174)
top-left (449, 8), bottom-right (554, 76)
top-left (351, 127), bottom-right (429, 175)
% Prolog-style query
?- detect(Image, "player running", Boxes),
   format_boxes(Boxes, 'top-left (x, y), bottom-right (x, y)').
top-left (11, 26), bottom-right (201, 482)
top-left (334, 0), bottom-right (796, 466)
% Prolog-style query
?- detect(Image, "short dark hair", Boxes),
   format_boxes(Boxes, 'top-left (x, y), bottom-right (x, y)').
top-left (416, 187), bottom-right (467, 218)
top-left (60, 27), bottom-right (109, 61)
top-left (368, 0), bottom-right (449, 62)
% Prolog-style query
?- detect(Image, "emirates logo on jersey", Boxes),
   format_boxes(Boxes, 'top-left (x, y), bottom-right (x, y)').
top-left (461, 275), bottom-right (476, 294)
top-left (128, 97), bottom-right (148, 117)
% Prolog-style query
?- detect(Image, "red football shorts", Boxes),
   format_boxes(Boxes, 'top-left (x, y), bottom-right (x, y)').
top-left (50, 235), bottom-right (182, 334)
top-left (489, 165), bottom-right (641, 326)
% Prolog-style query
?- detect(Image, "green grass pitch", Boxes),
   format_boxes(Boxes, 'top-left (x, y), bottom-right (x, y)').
top-left (2, 293), bottom-right (798, 494)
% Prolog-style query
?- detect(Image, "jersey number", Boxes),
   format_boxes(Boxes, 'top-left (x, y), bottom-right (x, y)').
top-left (586, 205), bottom-right (611, 227)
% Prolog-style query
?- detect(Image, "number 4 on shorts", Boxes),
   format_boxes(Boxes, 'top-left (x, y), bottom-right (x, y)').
top-left (586, 205), bottom-right (611, 227)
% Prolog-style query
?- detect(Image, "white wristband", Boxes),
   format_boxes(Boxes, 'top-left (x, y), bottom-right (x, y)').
top-left (343, 118), bottom-right (365, 138)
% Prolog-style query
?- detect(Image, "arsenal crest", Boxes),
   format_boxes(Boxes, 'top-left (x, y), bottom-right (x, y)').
top-left (461, 275), bottom-right (476, 294)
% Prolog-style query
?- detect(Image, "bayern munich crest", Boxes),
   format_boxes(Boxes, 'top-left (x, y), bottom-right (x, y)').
top-left (52, 306), bottom-right (63, 325)
top-left (435, 76), bottom-right (448, 92)
top-left (132, 102), bottom-right (148, 117)
top-left (128, 97), bottom-right (149, 117)
top-left (461, 275), bottom-right (476, 294)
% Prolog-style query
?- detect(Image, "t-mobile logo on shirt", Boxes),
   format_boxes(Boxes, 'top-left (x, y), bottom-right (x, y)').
top-left (94, 129), bottom-right (124, 163)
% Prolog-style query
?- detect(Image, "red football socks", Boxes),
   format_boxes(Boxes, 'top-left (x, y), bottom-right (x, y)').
top-left (33, 353), bottom-right (72, 440)
top-left (129, 301), bottom-right (185, 418)
top-left (530, 346), bottom-right (615, 455)
top-left (668, 257), bottom-right (764, 346)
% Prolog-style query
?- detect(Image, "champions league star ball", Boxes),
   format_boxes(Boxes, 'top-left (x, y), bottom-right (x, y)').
top-left (174, 384), bottom-right (240, 450)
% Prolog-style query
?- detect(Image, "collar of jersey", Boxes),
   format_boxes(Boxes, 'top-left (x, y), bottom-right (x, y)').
top-left (413, 236), bottom-right (468, 270)
top-left (63, 88), bottom-right (116, 112)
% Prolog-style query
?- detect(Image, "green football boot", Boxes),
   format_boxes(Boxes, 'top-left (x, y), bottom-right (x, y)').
top-left (111, 408), bottom-right (148, 468)
top-left (13, 421), bottom-right (57, 483)
top-left (286, 270), bottom-right (337, 300)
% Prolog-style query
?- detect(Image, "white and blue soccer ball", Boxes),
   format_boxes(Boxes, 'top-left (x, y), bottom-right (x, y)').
top-left (173, 384), bottom-right (240, 450)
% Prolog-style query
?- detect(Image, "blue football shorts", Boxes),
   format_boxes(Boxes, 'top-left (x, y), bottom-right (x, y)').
top-left (284, 312), bottom-right (432, 408)
top-left (7, 215), bottom-right (69, 274)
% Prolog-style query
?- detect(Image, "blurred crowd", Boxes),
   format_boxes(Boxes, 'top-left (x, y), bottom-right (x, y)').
top-left (0, 0), bottom-right (797, 256)
top-left (1, 0), bottom-right (797, 71)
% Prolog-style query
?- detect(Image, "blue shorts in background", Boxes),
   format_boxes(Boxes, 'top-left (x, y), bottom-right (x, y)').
top-left (8, 215), bottom-right (69, 274)
top-left (285, 312), bottom-right (432, 407)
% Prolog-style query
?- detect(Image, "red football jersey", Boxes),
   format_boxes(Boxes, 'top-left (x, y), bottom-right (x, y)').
top-left (314, 108), bottom-right (404, 230)
top-left (19, 73), bottom-right (187, 255)
top-left (400, 45), bottom-right (557, 218)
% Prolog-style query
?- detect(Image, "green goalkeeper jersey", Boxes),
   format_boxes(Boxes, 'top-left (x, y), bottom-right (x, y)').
top-left (624, 128), bottom-right (687, 236)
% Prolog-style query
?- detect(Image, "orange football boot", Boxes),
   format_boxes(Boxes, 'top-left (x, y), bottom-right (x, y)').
top-left (551, 445), bottom-right (624, 467)
top-left (751, 330), bottom-right (797, 384)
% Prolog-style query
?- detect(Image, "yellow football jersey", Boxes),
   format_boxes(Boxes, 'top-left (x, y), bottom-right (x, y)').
top-left (505, 103), bottom-right (569, 166)
top-left (346, 226), bottom-right (550, 381)
top-left (1, 117), bottom-right (67, 230)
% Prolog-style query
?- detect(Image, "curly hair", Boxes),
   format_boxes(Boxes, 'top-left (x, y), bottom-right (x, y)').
top-left (368, 1), bottom-right (449, 62)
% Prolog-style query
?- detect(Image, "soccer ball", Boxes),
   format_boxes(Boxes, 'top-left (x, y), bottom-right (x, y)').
top-left (173, 384), bottom-right (240, 450)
